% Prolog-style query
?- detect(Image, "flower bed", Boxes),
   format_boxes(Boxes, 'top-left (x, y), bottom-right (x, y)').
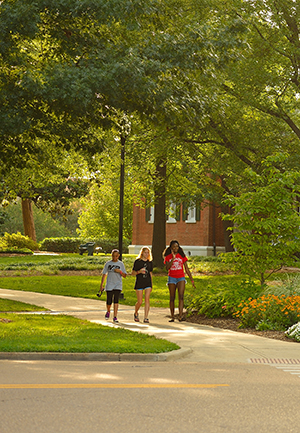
top-left (234, 294), bottom-right (300, 330)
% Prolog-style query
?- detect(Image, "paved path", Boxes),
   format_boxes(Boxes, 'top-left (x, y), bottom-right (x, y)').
top-left (0, 288), bottom-right (299, 363)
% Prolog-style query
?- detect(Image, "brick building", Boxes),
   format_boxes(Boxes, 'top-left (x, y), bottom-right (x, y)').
top-left (129, 202), bottom-right (226, 256)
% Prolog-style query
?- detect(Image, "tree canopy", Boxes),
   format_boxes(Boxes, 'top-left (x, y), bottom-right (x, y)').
top-left (2, 0), bottom-right (300, 265)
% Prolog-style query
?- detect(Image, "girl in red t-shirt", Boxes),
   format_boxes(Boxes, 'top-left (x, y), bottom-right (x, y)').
top-left (163, 240), bottom-right (195, 322)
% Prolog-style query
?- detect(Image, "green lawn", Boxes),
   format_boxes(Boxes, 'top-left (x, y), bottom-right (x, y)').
top-left (0, 298), bottom-right (48, 312)
top-left (1, 254), bottom-right (300, 350)
top-left (0, 312), bottom-right (179, 353)
top-left (0, 273), bottom-right (245, 309)
top-left (0, 253), bottom-right (137, 272)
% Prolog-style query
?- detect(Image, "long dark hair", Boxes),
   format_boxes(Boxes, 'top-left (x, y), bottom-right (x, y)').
top-left (163, 240), bottom-right (186, 258)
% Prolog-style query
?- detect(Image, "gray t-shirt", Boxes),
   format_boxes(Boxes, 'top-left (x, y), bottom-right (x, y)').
top-left (102, 260), bottom-right (126, 291)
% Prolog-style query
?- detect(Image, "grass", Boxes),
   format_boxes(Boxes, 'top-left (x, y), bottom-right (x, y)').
top-left (0, 298), bottom-right (48, 312)
top-left (0, 313), bottom-right (179, 353)
top-left (0, 254), bottom-right (109, 272)
top-left (0, 274), bottom-right (246, 309)
top-left (2, 253), bottom-right (300, 348)
top-left (0, 256), bottom-right (238, 353)
top-left (0, 253), bottom-right (236, 273)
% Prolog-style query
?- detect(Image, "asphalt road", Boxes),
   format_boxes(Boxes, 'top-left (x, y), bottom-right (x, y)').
top-left (1, 359), bottom-right (300, 433)
top-left (1, 289), bottom-right (300, 432)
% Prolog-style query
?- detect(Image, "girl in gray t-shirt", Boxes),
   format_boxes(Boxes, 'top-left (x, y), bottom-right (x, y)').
top-left (99, 249), bottom-right (127, 323)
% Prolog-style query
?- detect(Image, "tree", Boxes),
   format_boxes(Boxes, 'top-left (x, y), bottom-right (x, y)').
top-left (77, 154), bottom-right (133, 241)
top-left (0, 140), bottom-right (89, 241)
top-left (222, 156), bottom-right (300, 287)
top-left (0, 0), bottom-right (218, 252)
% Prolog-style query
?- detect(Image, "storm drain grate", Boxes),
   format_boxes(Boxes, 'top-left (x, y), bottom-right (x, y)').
top-left (250, 358), bottom-right (300, 365)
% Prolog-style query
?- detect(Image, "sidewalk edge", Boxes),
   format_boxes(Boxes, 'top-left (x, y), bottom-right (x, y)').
top-left (0, 348), bottom-right (192, 362)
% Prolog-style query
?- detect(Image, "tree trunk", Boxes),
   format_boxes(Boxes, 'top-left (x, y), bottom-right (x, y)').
top-left (221, 205), bottom-right (234, 252)
top-left (21, 198), bottom-right (37, 242)
top-left (151, 161), bottom-right (167, 268)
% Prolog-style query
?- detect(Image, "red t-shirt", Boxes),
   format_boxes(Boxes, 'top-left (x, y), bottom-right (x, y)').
top-left (164, 253), bottom-right (188, 278)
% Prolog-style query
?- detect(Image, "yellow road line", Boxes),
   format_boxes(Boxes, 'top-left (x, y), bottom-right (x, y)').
top-left (0, 383), bottom-right (229, 389)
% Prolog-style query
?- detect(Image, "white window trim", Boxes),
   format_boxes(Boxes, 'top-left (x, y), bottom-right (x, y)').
top-left (148, 206), bottom-right (154, 223)
top-left (185, 206), bottom-right (197, 223)
top-left (167, 202), bottom-right (177, 223)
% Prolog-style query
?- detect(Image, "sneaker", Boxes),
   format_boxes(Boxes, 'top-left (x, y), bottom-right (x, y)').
top-left (105, 311), bottom-right (110, 320)
top-left (113, 317), bottom-right (119, 323)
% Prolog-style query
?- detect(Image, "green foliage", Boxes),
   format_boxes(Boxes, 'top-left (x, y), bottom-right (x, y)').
top-left (0, 232), bottom-right (39, 251)
top-left (0, 247), bottom-right (33, 255)
top-left (1, 200), bottom-right (79, 242)
top-left (234, 294), bottom-right (300, 330)
top-left (263, 274), bottom-right (300, 298)
top-left (255, 320), bottom-right (283, 332)
top-left (39, 237), bottom-right (82, 253)
top-left (184, 279), bottom-right (261, 318)
top-left (77, 143), bottom-right (133, 240)
top-left (39, 237), bottom-right (130, 254)
top-left (222, 157), bottom-right (300, 287)
top-left (188, 255), bottom-right (234, 274)
top-left (92, 238), bottom-right (131, 254)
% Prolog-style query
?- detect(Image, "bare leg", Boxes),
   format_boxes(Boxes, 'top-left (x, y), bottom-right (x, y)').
top-left (113, 302), bottom-right (118, 318)
top-left (168, 283), bottom-right (176, 320)
top-left (144, 287), bottom-right (152, 319)
top-left (177, 280), bottom-right (186, 320)
top-left (135, 290), bottom-right (143, 316)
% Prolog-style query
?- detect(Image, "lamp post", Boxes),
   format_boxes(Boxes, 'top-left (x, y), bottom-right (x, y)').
top-left (117, 114), bottom-right (131, 260)
top-left (118, 134), bottom-right (125, 260)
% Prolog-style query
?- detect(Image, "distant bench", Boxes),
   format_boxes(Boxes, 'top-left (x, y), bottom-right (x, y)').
top-left (79, 242), bottom-right (96, 256)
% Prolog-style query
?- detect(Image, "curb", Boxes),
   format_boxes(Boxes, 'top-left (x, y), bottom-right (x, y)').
top-left (0, 348), bottom-right (192, 362)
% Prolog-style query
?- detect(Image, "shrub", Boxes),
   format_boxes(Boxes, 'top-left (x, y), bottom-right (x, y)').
top-left (285, 322), bottom-right (300, 341)
top-left (234, 294), bottom-right (300, 330)
top-left (39, 237), bottom-right (130, 254)
top-left (264, 274), bottom-right (300, 297)
top-left (91, 238), bottom-right (130, 254)
top-left (0, 232), bottom-right (39, 251)
top-left (0, 247), bottom-right (33, 255)
top-left (184, 279), bottom-right (261, 318)
top-left (39, 237), bottom-right (81, 253)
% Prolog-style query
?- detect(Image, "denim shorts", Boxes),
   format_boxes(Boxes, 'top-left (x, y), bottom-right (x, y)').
top-left (168, 276), bottom-right (186, 285)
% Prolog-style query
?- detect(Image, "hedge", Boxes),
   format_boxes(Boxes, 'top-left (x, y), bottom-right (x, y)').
top-left (0, 232), bottom-right (39, 251)
top-left (39, 237), bottom-right (130, 254)
top-left (0, 247), bottom-right (33, 255)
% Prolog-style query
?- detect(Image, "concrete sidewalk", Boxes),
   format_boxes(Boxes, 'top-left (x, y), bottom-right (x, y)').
top-left (0, 288), bottom-right (299, 363)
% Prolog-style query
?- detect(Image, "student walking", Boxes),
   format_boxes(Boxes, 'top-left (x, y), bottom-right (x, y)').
top-left (163, 240), bottom-right (195, 322)
top-left (132, 246), bottom-right (153, 324)
top-left (99, 249), bottom-right (127, 323)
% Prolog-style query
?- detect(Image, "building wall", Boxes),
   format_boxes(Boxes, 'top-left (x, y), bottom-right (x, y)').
top-left (130, 203), bottom-right (226, 256)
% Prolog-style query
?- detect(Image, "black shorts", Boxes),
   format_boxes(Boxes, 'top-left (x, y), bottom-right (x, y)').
top-left (106, 290), bottom-right (121, 305)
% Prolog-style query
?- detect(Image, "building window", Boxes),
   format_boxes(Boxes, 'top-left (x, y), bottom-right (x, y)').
top-left (146, 206), bottom-right (154, 223)
top-left (185, 206), bottom-right (196, 223)
top-left (167, 202), bottom-right (180, 223)
top-left (183, 202), bottom-right (201, 223)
